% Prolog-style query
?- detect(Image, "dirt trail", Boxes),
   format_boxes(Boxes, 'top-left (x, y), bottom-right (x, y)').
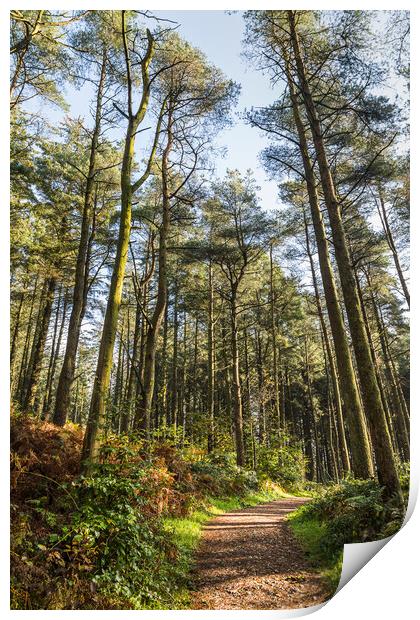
top-left (191, 498), bottom-right (331, 610)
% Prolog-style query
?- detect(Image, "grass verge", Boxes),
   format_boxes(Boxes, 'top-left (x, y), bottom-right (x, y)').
top-left (287, 508), bottom-right (342, 596)
top-left (162, 484), bottom-right (292, 609)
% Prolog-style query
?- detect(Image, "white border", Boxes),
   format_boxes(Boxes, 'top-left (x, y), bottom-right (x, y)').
top-left (2, 2), bottom-right (418, 618)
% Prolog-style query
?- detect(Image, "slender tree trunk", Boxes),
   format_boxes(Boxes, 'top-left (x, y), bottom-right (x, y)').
top-left (113, 326), bottom-right (124, 431)
top-left (134, 277), bottom-right (150, 425)
top-left (10, 289), bottom-right (25, 379)
top-left (81, 19), bottom-right (157, 467)
top-left (23, 276), bottom-right (57, 411)
top-left (230, 290), bottom-right (245, 466)
top-left (254, 326), bottom-right (266, 445)
top-left (368, 279), bottom-right (410, 461)
top-left (284, 60), bottom-right (373, 478)
top-left (288, 10), bottom-right (402, 501)
top-left (269, 243), bottom-right (282, 437)
top-left (285, 365), bottom-right (296, 438)
top-left (303, 213), bottom-right (350, 473)
top-left (171, 278), bottom-right (179, 428)
top-left (322, 339), bottom-right (340, 481)
top-left (355, 270), bottom-right (398, 456)
top-left (54, 48), bottom-right (107, 427)
top-left (191, 315), bottom-right (199, 438)
top-left (20, 278), bottom-right (47, 405)
top-left (180, 311), bottom-right (188, 442)
top-left (207, 259), bottom-right (215, 452)
top-left (377, 186), bottom-right (410, 308)
top-left (161, 302), bottom-right (169, 425)
top-left (136, 117), bottom-right (172, 437)
top-left (81, 119), bottom-right (135, 461)
top-left (219, 322), bottom-right (230, 443)
top-left (303, 335), bottom-right (319, 481)
top-left (301, 375), bottom-right (315, 480)
top-left (243, 327), bottom-right (253, 465)
top-left (16, 273), bottom-right (39, 401)
top-left (41, 286), bottom-right (63, 417)
top-left (123, 234), bottom-right (155, 432)
top-left (379, 306), bottom-right (410, 429)
top-left (43, 286), bottom-right (68, 417)
top-left (121, 298), bottom-right (140, 432)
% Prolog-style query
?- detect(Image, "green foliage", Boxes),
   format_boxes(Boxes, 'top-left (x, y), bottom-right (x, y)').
top-left (10, 10), bottom-right (71, 109)
top-left (288, 476), bottom-right (408, 595)
top-left (11, 421), bottom-right (287, 610)
top-left (190, 451), bottom-right (259, 496)
top-left (298, 478), bottom-right (406, 549)
top-left (10, 7), bottom-right (410, 612)
top-left (256, 439), bottom-right (306, 489)
top-left (397, 460), bottom-right (410, 494)
top-left (67, 469), bottom-right (175, 607)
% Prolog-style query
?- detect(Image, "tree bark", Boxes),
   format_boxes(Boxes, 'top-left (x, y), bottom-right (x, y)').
top-left (16, 272), bottom-right (39, 401)
top-left (53, 47), bottom-right (107, 426)
top-left (81, 18), bottom-right (157, 468)
top-left (10, 288), bottom-right (25, 393)
top-left (136, 116), bottom-right (172, 437)
top-left (254, 326), bottom-right (267, 445)
top-left (284, 59), bottom-right (373, 478)
top-left (171, 277), bottom-right (179, 428)
top-left (43, 286), bottom-right (68, 417)
top-left (269, 243), bottom-right (282, 437)
top-left (23, 275), bottom-right (57, 411)
top-left (288, 10), bottom-right (402, 501)
top-left (207, 259), bottom-right (216, 452)
top-left (377, 186), bottom-right (410, 308)
top-left (303, 213), bottom-right (351, 473)
top-left (367, 277), bottom-right (410, 461)
top-left (230, 289), bottom-right (245, 466)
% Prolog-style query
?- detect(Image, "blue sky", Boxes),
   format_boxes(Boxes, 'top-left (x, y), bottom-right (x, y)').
top-left (24, 10), bottom-right (407, 219)
top-left (153, 11), bottom-right (281, 209)
top-left (27, 10), bottom-right (281, 211)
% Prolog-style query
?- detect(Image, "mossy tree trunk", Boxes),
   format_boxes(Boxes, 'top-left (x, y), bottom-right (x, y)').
top-left (230, 288), bottom-right (246, 466)
top-left (53, 47), bottom-right (107, 427)
top-left (288, 10), bottom-right (402, 502)
top-left (207, 258), bottom-right (216, 452)
top-left (135, 116), bottom-right (173, 438)
top-left (285, 61), bottom-right (373, 479)
top-left (303, 212), bottom-right (351, 473)
top-left (23, 275), bottom-right (57, 412)
top-left (377, 186), bottom-right (410, 308)
top-left (81, 16), bottom-right (159, 469)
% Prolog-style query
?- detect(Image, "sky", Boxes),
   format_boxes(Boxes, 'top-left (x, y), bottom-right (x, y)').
top-left (22, 8), bottom-right (408, 283)
top-left (153, 11), bottom-right (281, 209)
top-left (24, 10), bottom-right (408, 215)
top-left (27, 10), bottom-right (282, 212)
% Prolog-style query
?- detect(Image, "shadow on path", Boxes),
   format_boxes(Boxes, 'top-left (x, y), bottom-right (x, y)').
top-left (191, 498), bottom-right (332, 610)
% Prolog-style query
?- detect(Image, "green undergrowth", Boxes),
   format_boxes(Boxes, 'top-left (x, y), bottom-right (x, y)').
top-left (288, 510), bottom-right (343, 595)
top-left (162, 486), bottom-right (291, 609)
top-left (10, 415), bottom-right (293, 610)
top-left (287, 475), bottom-right (409, 596)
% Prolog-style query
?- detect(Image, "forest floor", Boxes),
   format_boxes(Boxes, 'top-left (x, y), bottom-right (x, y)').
top-left (190, 498), bottom-right (332, 610)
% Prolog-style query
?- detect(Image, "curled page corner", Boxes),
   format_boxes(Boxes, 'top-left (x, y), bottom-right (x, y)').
top-left (335, 478), bottom-right (418, 596)
top-left (259, 481), bottom-right (419, 618)
top-left (336, 536), bottom-right (392, 593)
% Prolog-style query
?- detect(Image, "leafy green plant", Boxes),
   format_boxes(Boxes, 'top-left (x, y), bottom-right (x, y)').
top-left (256, 439), bottom-right (306, 489)
top-left (288, 476), bottom-right (408, 596)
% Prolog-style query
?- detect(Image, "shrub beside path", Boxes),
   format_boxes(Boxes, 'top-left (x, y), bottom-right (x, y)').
top-left (191, 498), bottom-right (332, 610)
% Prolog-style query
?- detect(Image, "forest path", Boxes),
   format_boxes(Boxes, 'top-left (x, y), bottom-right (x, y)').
top-left (190, 497), bottom-right (331, 610)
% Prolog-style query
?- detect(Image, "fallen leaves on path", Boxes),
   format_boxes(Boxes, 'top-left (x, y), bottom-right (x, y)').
top-left (191, 498), bottom-right (332, 610)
